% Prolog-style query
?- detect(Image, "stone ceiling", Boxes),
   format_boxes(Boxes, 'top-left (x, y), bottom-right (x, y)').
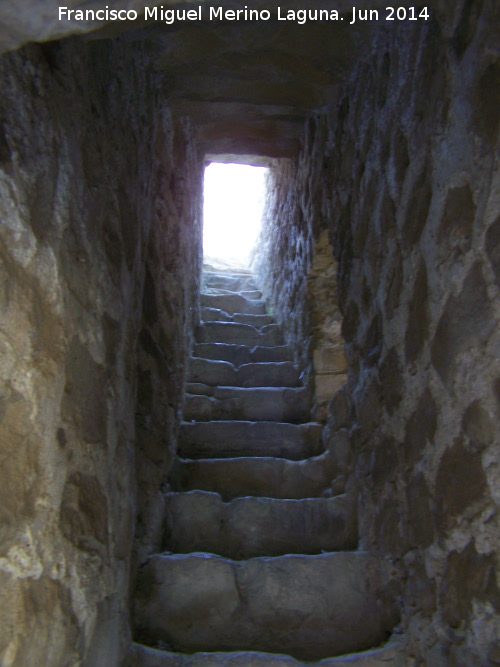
top-left (0, 0), bottom-right (448, 158)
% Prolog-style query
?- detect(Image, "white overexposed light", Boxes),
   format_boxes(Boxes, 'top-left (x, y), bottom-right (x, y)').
top-left (203, 162), bottom-right (267, 268)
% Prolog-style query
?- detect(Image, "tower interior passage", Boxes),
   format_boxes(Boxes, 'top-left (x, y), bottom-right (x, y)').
top-left (0, 2), bottom-right (499, 665)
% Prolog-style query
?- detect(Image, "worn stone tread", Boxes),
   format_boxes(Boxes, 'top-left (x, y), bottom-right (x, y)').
top-left (201, 307), bottom-right (275, 327)
top-left (201, 293), bottom-right (266, 316)
top-left (178, 420), bottom-right (323, 460)
top-left (251, 345), bottom-right (294, 363)
top-left (237, 361), bottom-right (299, 388)
top-left (187, 357), bottom-right (300, 388)
top-left (133, 552), bottom-right (395, 661)
top-left (201, 307), bottom-right (234, 323)
top-left (136, 274), bottom-right (402, 664)
top-left (193, 343), bottom-right (253, 366)
top-left (203, 273), bottom-right (259, 293)
top-left (169, 449), bottom-right (338, 500)
top-left (193, 343), bottom-right (294, 366)
top-left (233, 313), bottom-right (275, 327)
top-left (187, 357), bottom-right (236, 386)
top-left (205, 288), bottom-right (263, 300)
top-left (185, 382), bottom-right (212, 396)
top-left (164, 491), bottom-right (357, 558)
top-left (196, 322), bottom-right (283, 347)
top-left (127, 638), bottom-right (408, 666)
top-left (184, 386), bottom-right (311, 423)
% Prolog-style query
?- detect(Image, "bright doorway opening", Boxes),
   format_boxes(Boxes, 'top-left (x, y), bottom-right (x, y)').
top-left (203, 162), bottom-right (267, 270)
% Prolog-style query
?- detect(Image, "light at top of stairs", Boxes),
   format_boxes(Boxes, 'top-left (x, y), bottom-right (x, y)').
top-left (203, 162), bottom-right (267, 269)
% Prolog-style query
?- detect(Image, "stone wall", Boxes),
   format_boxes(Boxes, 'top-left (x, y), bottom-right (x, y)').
top-left (253, 145), bottom-right (323, 382)
top-left (0, 37), bottom-right (202, 666)
top-left (254, 165), bottom-right (348, 421)
top-left (307, 231), bottom-right (348, 421)
top-left (254, 3), bottom-right (500, 663)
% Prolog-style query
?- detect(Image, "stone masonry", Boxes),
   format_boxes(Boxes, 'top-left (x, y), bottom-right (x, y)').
top-left (254, 6), bottom-right (500, 664)
top-left (129, 270), bottom-right (401, 665)
top-left (0, 1), bottom-right (498, 665)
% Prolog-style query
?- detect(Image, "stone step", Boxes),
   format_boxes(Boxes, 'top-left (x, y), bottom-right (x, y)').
top-left (201, 307), bottom-right (232, 323)
top-left (233, 313), bottom-right (275, 327)
top-left (194, 343), bottom-right (253, 366)
top-left (201, 293), bottom-right (266, 316)
top-left (237, 362), bottom-right (300, 387)
top-left (203, 273), bottom-right (258, 293)
top-left (187, 358), bottom-right (300, 388)
top-left (127, 637), bottom-right (407, 666)
top-left (206, 288), bottom-right (263, 300)
top-left (251, 346), bottom-right (295, 363)
top-left (187, 358), bottom-right (236, 386)
top-left (201, 307), bottom-right (275, 328)
top-left (163, 492), bottom-right (356, 559)
top-left (184, 386), bottom-right (311, 423)
top-left (133, 552), bottom-right (396, 661)
top-left (196, 322), bottom-right (283, 347)
top-left (178, 421), bottom-right (323, 460)
top-left (193, 343), bottom-right (294, 367)
top-left (169, 449), bottom-right (338, 501)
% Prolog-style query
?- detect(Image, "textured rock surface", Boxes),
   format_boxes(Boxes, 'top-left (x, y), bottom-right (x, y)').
top-left (126, 638), bottom-right (408, 667)
top-left (134, 552), bottom-right (393, 661)
top-left (184, 386), bottom-right (312, 423)
top-left (196, 321), bottom-right (283, 346)
top-left (1, 0), bottom-right (499, 664)
top-left (308, 231), bottom-right (348, 420)
top-left (163, 491), bottom-right (356, 558)
top-left (188, 357), bottom-right (300, 388)
top-left (169, 448), bottom-right (339, 501)
top-left (0, 38), bottom-right (202, 665)
top-left (253, 5), bottom-right (500, 663)
top-left (179, 420), bottom-right (322, 459)
top-left (193, 343), bottom-right (294, 366)
top-left (134, 273), bottom-right (399, 664)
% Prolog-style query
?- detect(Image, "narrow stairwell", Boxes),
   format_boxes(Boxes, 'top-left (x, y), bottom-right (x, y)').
top-left (129, 270), bottom-right (402, 666)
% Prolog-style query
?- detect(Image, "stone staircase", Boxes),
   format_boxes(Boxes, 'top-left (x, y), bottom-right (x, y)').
top-left (128, 270), bottom-right (402, 666)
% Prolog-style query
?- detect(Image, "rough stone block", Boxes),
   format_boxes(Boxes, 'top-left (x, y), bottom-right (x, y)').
top-left (406, 473), bottom-right (434, 549)
top-left (473, 62), bottom-right (500, 144)
top-left (462, 400), bottom-right (495, 452)
top-left (133, 552), bottom-right (395, 660)
top-left (126, 637), bottom-right (408, 667)
top-left (436, 184), bottom-right (475, 258)
top-left (187, 357), bottom-right (237, 386)
top-left (201, 293), bottom-right (266, 316)
top-left (184, 387), bottom-right (311, 424)
top-left (203, 273), bottom-right (257, 293)
top-left (164, 492), bottom-right (357, 558)
top-left (252, 345), bottom-right (294, 363)
top-left (196, 322), bottom-right (283, 347)
top-left (237, 362), bottom-right (300, 388)
top-left (193, 344), bottom-right (252, 367)
top-left (431, 262), bottom-right (495, 391)
top-left (313, 348), bottom-right (348, 374)
top-left (169, 448), bottom-right (339, 501)
top-left (178, 420), bottom-right (323, 460)
top-left (434, 440), bottom-right (488, 534)
top-left (379, 347), bottom-right (402, 413)
top-left (404, 262), bottom-right (428, 364)
top-left (486, 216), bottom-right (500, 286)
top-left (439, 541), bottom-right (500, 628)
top-left (60, 472), bottom-right (109, 555)
top-left (315, 373), bottom-right (348, 403)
